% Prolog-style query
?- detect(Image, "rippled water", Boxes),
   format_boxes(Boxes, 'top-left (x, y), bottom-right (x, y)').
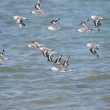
top-left (0, 0), bottom-right (110, 110)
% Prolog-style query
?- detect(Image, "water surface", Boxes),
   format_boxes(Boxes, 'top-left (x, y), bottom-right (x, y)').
top-left (0, 0), bottom-right (110, 110)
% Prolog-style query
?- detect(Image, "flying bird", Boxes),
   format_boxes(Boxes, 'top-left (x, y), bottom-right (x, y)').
top-left (48, 18), bottom-right (61, 30)
top-left (13, 16), bottom-right (28, 28)
top-left (86, 43), bottom-right (99, 57)
top-left (31, 0), bottom-right (44, 14)
top-left (91, 16), bottom-right (103, 31)
top-left (0, 49), bottom-right (8, 65)
top-left (78, 19), bottom-right (92, 32)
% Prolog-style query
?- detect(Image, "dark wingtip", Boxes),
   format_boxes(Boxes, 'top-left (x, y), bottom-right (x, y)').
top-left (32, 41), bottom-right (35, 43)
top-left (68, 56), bottom-right (70, 59)
top-left (23, 23), bottom-right (25, 26)
top-left (90, 29), bottom-right (93, 31)
top-left (58, 18), bottom-right (60, 20)
top-left (98, 29), bottom-right (100, 31)
top-left (97, 54), bottom-right (99, 57)
top-left (3, 49), bottom-right (5, 52)
top-left (84, 19), bottom-right (89, 24)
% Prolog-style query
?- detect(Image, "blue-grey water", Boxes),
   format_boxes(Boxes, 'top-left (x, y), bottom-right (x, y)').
top-left (0, 0), bottom-right (110, 110)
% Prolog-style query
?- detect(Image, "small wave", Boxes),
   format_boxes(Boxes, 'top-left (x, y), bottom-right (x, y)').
top-left (84, 74), bottom-right (110, 81)
top-left (0, 66), bottom-right (17, 72)
top-left (76, 83), bottom-right (89, 88)
top-left (61, 69), bottom-right (73, 73)
top-left (102, 95), bottom-right (110, 102)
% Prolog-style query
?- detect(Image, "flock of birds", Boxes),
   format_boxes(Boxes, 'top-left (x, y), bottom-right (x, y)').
top-left (0, 0), bottom-right (104, 72)
top-left (28, 41), bottom-right (70, 71)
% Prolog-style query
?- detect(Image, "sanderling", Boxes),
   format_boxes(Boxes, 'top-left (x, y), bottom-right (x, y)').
top-left (78, 19), bottom-right (91, 32)
top-left (13, 16), bottom-right (28, 28)
top-left (28, 41), bottom-right (57, 62)
top-left (53, 55), bottom-right (70, 71)
top-left (48, 18), bottom-right (61, 30)
top-left (91, 15), bottom-right (103, 31)
top-left (42, 49), bottom-right (57, 62)
top-left (0, 49), bottom-right (8, 65)
top-left (86, 43), bottom-right (99, 57)
top-left (31, 0), bottom-right (44, 14)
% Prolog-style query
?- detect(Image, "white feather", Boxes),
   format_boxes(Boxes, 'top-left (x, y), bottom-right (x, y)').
top-left (48, 26), bottom-right (56, 30)
top-left (91, 16), bottom-right (103, 20)
top-left (51, 67), bottom-right (58, 71)
top-left (78, 29), bottom-right (83, 32)
top-left (86, 43), bottom-right (93, 47)
top-left (48, 25), bottom-right (61, 31)
top-left (13, 16), bottom-right (19, 20)
top-left (28, 44), bottom-right (32, 48)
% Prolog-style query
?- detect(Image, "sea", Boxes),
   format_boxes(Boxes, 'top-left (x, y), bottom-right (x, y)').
top-left (0, 0), bottom-right (110, 110)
